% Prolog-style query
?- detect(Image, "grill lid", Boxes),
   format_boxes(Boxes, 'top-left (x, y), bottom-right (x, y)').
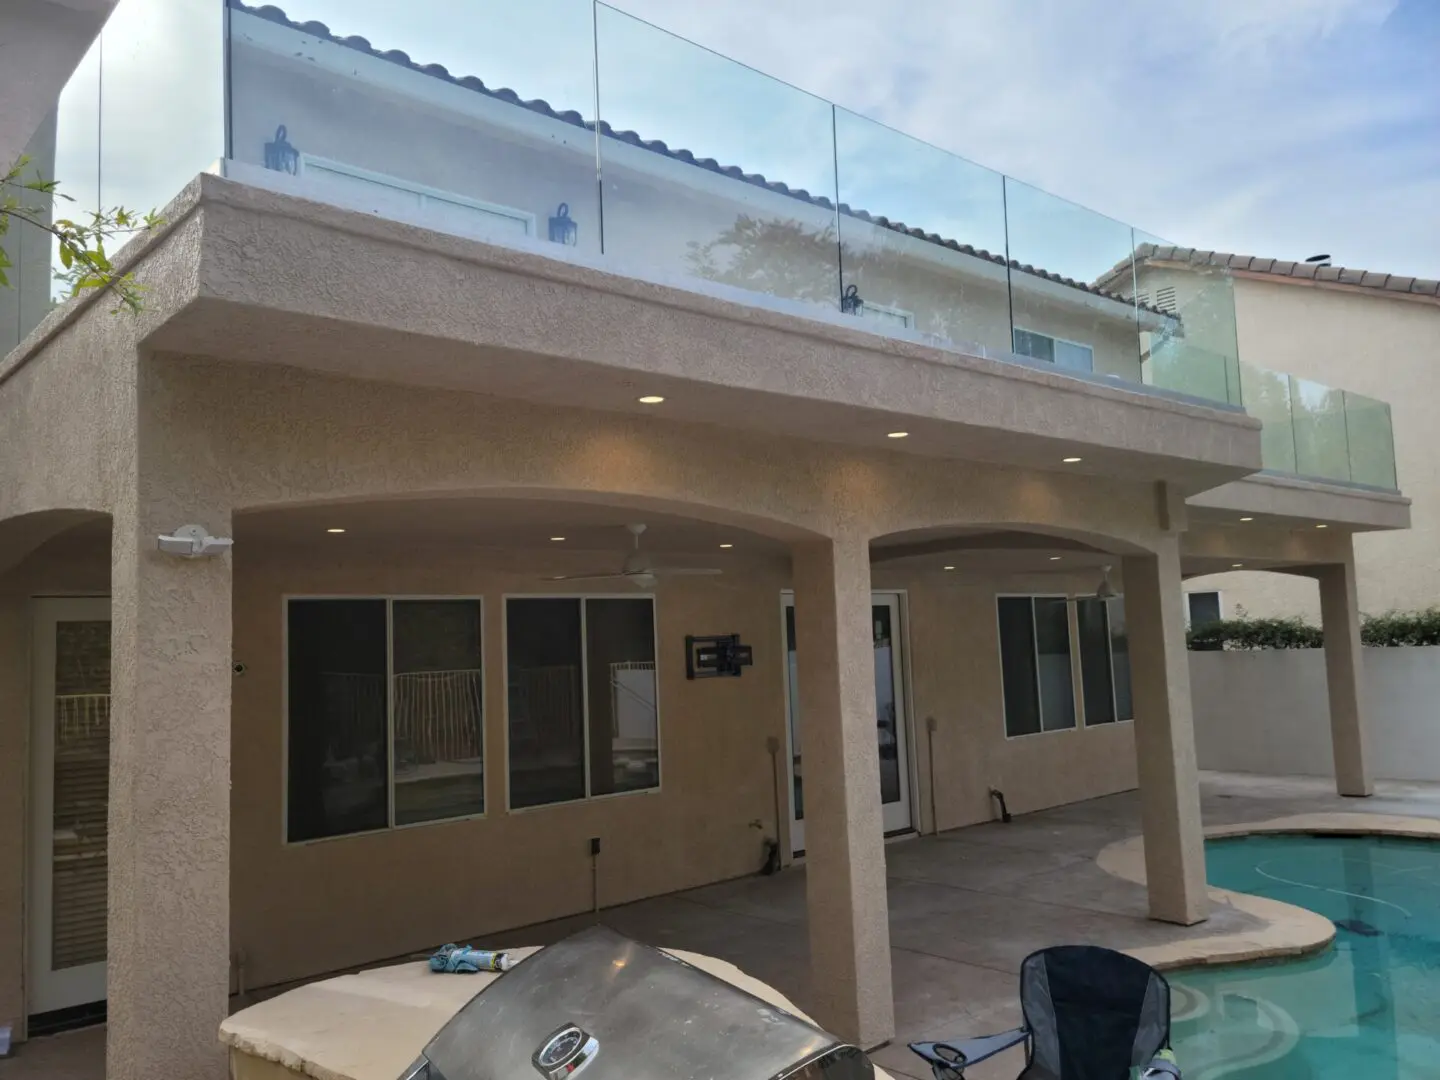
top-left (412, 925), bottom-right (855, 1080)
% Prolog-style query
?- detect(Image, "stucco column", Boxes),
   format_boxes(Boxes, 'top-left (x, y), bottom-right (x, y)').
top-left (108, 494), bottom-right (232, 1079)
top-left (1316, 559), bottom-right (1372, 797)
top-left (791, 534), bottom-right (894, 1049)
top-left (1121, 539), bottom-right (1208, 925)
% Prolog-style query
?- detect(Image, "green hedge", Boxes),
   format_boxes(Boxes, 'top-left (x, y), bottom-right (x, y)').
top-left (1187, 616), bottom-right (1322, 651)
top-left (1187, 606), bottom-right (1440, 650)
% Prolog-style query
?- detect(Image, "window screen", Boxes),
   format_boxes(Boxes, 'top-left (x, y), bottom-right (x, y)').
top-left (1188, 591), bottom-right (1222, 627)
top-left (507, 596), bottom-right (659, 808)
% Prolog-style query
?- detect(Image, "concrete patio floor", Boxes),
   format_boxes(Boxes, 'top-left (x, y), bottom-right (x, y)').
top-left (8, 771), bottom-right (1440, 1080)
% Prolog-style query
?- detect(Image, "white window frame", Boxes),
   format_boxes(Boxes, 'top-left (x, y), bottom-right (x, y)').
top-left (997, 593), bottom-right (1133, 738)
top-left (1076, 595), bottom-right (1133, 728)
top-left (502, 593), bottom-right (662, 815)
top-left (281, 594), bottom-right (487, 846)
top-left (860, 301), bottom-right (915, 330)
top-left (297, 154), bottom-right (537, 237)
top-left (1012, 326), bottom-right (1095, 372)
top-left (996, 593), bottom-right (1077, 739)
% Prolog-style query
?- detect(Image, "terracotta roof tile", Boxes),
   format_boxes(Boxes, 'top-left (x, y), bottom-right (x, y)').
top-left (1123, 241), bottom-right (1437, 303)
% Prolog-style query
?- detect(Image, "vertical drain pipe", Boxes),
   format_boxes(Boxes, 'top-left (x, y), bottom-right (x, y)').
top-left (925, 717), bottom-right (939, 835)
top-left (590, 837), bottom-right (601, 913)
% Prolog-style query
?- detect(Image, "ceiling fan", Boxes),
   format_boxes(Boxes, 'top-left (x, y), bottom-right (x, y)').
top-left (1067, 564), bottom-right (1117, 601)
top-left (543, 523), bottom-right (724, 588)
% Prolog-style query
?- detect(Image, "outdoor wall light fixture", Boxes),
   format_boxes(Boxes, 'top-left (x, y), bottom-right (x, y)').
top-left (157, 524), bottom-right (233, 559)
top-left (1049, 556), bottom-right (1062, 561)
top-left (550, 536), bottom-right (566, 542)
top-left (943, 565), bottom-right (955, 571)
top-left (719, 543), bottom-right (734, 549)
top-left (637, 395), bottom-right (665, 404)
top-left (326, 527), bottom-right (346, 534)
top-left (1316, 523), bottom-right (1329, 529)
top-left (1062, 456), bottom-right (1083, 463)
top-left (549, 202), bottom-right (578, 246)
top-left (1240, 516), bottom-right (1254, 522)
top-left (263, 124), bottom-right (300, 174)
top-left (887, 431), bottom-right (909, 439)
top-left (1232, 563), bottom-right (1244, 568)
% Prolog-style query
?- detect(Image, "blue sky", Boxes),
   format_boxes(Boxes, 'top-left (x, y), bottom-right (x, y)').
top-left (609, 0), bottom-right (1440, 280)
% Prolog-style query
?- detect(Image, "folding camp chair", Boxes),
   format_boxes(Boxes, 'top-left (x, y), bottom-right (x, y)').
top-left (910, 945), bottom-right (1181, 1079)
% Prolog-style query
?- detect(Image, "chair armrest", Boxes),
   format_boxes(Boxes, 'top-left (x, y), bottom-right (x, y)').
top-left (910, 1027), bottom-right (1029, 1072)
top-left (1143, 1048), bottom-right (1181, 1077)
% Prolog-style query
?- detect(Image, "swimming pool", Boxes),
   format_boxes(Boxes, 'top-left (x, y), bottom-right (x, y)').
top-left (1168, 834), bottom-right (1440, 1079)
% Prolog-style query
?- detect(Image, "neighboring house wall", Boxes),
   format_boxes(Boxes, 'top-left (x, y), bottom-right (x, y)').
top-left (1191, 648), bottom-right (1440, 782)
top-left (226, 8), bottom-right (1145, 382)
top-left (1187, 276), bottom-right (1439, 621)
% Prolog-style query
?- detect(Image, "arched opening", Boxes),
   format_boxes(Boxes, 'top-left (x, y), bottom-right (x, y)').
top-left (863, 522), bottom-right (1150, 837)
top-left (0, 510), bottom-right (112, 1036)
top-left (226, 490), bottom-right (812, 997)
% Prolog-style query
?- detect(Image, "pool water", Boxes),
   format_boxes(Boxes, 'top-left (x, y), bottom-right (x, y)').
top-left (1169, 834), bottom-right (1440, 1080)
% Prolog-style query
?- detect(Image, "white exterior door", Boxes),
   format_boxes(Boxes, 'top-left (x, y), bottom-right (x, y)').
top-left (28, 597), bottom-right (111, 1016)
top-left (783, 592), bottom-right (912, 856)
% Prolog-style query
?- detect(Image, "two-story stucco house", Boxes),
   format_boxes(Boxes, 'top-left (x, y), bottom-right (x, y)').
top-left (1116, 247), bottom-right (1437, 625)
top-left (0, 2), bottom-right (1411, 1078)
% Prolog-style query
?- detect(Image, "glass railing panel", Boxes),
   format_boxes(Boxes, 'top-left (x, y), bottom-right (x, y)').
top-left (594, 3), bottom-right (839, 313)
top-left (1132, 232), bottom-right (1240, 405)
top-left (1239, 362), bottom-right (1298, 473)
top-left (1290, 374), bottom-right (1351, 482)
top-left (100, 0), bottom-right (225, 249)
top-left (0, 36), bottom-right (101, 353)
top-left (1344, 391), bottom-right (1397, 489)
top-left (1002, 178), bottom-right (1141, 384)
top-left (227, 0), bottom-right (602, 255)
top-left (831, 109), bottom-right (1009, 352)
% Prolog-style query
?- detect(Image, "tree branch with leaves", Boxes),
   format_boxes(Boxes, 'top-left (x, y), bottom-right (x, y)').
top-left (0, 155), bottom-right (161, 314)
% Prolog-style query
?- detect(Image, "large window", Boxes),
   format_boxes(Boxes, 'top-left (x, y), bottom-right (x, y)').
top-left (1013, 327), bottom-right (1095, 373)
top-left (998, 595), bottom-right (1132, 737)
top-left (506, 597), bottom-right (659, 810)
top-left (286, 598), bottom-right (484, 843)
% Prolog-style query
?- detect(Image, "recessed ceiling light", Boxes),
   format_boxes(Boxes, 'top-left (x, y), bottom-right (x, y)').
top-left (1239, 517), bottom-right (1254, 522)
top-left (887, 431), bottom-right (909, 439)
top-left (1049, 556), bottom-right (1062, 561)
top-left (550, 536), bottom-right (566, 541)
top-left (1315, 523), bottom-right (1328, 529)
top-left (943, 565), bottom-right (955, 571)
top-left (719, 543), bottom-right (733, 549)
top-left (1062, 456), bottom-right (1082, 463)
top-left (326, 527), bottom-right (345, 534)
top-left (637, 395), bottom-right (665, 404)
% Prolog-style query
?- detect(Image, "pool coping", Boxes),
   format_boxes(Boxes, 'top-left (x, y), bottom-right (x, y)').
top-left (1096, 812), bottom-right (1440, 971)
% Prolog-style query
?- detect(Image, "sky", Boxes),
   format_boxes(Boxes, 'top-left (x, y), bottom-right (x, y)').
top-left (607, 0), bottom-right (1440, 280)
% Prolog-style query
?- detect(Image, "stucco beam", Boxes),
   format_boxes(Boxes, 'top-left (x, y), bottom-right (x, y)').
top-left (129, 174), bottom-right (1264, 495)
top-left (1187, 472), bottom-right (1410, 532)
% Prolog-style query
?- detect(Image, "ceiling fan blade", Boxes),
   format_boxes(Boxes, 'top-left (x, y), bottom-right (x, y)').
top-left (543, 571), bottom-right (634, 582)
top-left (649, 567), bottom-right (723, 576)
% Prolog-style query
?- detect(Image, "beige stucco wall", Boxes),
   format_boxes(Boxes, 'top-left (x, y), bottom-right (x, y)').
top-left (1188, 278), bottom-right (1438, 621)
top-left (0, 522), bottom-right (1139, 1010)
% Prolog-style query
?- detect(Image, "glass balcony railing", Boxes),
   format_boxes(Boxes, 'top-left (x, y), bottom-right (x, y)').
top-left (2, 0), bottom-right (1398, 493)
